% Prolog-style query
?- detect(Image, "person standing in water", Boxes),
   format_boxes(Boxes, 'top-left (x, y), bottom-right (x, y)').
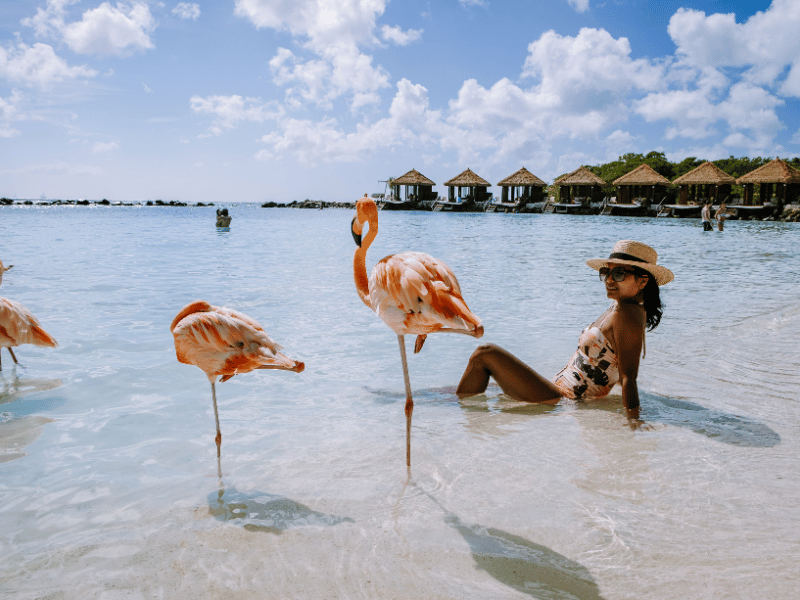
top-left (701, 202), bottom-right (713, 231)
top-left (456, 240), bottom-right (673, 422)
top-left (715, 202), bottom-right (730, 231)
top-left (216, 208), bottom-right (232, 227)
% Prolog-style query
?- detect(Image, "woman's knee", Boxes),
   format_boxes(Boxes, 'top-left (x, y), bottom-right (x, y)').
top-left (469, 343), bottom-right (503, 361)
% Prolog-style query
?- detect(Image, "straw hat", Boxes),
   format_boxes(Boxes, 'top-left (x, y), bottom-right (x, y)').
top-left (586, 240), bottom-right (674, 286)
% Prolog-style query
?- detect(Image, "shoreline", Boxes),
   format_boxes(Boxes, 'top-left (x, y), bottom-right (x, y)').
top-left (2, 197), bottom-right (799, 221)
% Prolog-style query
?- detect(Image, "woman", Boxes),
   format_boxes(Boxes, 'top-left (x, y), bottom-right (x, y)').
top-left (456, 240), bottom-right (673, 420)
top-left (714, 202), bottom-right (730, 231)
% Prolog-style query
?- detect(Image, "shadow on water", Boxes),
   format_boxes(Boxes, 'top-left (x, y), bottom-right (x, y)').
top-left (420, 488), bottom-right (605, 599)
top-left (0, 375), bottom-right (64, 464)
top-left (579, 392), bottom-right (781, 448)
top-left (207, 451), bottom-right (354, 534)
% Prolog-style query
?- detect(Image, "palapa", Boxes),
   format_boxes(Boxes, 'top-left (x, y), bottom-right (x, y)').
top-left (554, 166), bottom-right (606, 186)
top-left (391, 168), bottom-right (436, 186)
top-left (444, 168), bottom-right (491, 187)
top-left (736, 158), bottom-right (800, 185)
top-left (672, 161), bottom-right (735, 185)
top-left (613, 164), bottom-right (671, 186)
top-left (497, 166), bottom-right (547, 187)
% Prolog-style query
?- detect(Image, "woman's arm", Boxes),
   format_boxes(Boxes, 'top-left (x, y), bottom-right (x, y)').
top-left (611, 304), bottom-right (647, 420)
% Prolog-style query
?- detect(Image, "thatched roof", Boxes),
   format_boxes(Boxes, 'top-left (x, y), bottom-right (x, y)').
top-left (444, 168), bottom-right (491, 187)
top-left (735, 158), bottom-right (800, 185)
top-left (613, 164), bottom-right (671, 186)
top-left (672, 161), bottom-right (735, 185)
top-left (497, 166), bottom-right (547, 187)
top-left (554, 166), bottom-right (606, 186)
top-left (391, 168), bottom-right (435, 186)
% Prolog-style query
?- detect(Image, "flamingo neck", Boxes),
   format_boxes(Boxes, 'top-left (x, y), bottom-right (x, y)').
top-left (353, 219), bottom-right (378, 308)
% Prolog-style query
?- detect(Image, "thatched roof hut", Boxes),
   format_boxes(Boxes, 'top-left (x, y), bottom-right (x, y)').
top-left (736, 159), bottom-right (800, 205)
top-left (443, 168), bottom-right (492, 206)
top-left (392, 168), bottom-right (435, 186)
top-left (496, 167), bottom-right (547, 205)
top-left (389, 168), bottom-right (437, 204)
top-left (553, 166), bottom-right (606, 204)
top-left (672, 161), bottom-right (735, 205)
top-left (444, 168), bottom-right (491, 187)
top-left (613, 164), bottom-right (671, 205)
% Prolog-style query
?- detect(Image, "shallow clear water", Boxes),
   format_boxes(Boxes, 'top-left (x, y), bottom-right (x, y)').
top-left (1, 205), bottom-right (798, 599)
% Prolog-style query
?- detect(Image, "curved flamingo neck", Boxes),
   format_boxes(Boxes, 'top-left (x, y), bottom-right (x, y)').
top-left (353, 217), bottom-right (378, 309)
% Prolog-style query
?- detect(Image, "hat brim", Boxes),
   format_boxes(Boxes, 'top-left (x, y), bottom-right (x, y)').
top-left (586, 258), bottom-right (674, 286)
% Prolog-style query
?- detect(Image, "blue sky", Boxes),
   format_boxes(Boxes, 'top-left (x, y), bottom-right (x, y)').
top-left (1, 0), bottom-right (798, 203)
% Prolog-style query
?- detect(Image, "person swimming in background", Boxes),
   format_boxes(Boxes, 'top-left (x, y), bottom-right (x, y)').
top-left (216, 208), bottom-right (232, 227)
top-left (456, 240), bottom-right (673, 422)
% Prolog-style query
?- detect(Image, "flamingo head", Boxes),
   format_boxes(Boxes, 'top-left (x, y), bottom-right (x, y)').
top-left (352, 196), bottom-right (378, 247)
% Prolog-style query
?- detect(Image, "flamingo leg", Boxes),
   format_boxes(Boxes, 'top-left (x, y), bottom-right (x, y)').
top-left (8, 348), bottom-right (18, 364)
top-left (210, 380), bottom-right (222, 457)
top-left (397, 334), bottom-right (413, 467)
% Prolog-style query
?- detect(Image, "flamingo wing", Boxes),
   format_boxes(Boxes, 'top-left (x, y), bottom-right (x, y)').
top-left (369, 252), bottom-right (482, 336)
top-left (171, 301), bottom-right (302, 382)
top-left (0, 297), bottom-right (58, 348)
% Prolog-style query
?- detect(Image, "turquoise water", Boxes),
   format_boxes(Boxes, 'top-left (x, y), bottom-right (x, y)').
top-left (1, 205), bottom-right (798, 599)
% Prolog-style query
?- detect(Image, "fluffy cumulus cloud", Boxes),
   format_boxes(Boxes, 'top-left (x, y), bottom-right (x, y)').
top-left (223, 2), bottom-right (799, 171)
top-left (190, 94), bottom-right (285, 136)
top-left (93, 141), bottom-right (119, 152)
top-left (668, 0), bottom-right (800, 96)
top-left (0, 90), bottom-right (25, 138)
top-left (172, 2), bottom-right (200, 20)
top-left (380, 25), bottom-right (422, 46)
top-left (23, 0), bottom-right (156, 57)
top-left (235, 0), bottom-right (391, 108)
top-left (0, 42), bottom-right (98, 87)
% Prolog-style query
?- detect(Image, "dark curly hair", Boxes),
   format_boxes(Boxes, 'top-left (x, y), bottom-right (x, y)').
top-left (632, 266), bottom-right (663, 331)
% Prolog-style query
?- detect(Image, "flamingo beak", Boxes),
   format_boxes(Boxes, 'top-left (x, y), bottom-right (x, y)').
top-left (351, 216), bottom-right (362, 247)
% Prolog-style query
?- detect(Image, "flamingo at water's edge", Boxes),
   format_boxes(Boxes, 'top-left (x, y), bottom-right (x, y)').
top-left (351, 195), bottom-right (483, 467)
top-left (171, 301), bottom-right (304, 455)
top-left (0, 259), bottom-right (58, 371)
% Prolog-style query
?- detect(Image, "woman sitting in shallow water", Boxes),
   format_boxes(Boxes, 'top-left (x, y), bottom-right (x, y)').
top-left (456, 240), bottom-right (673, 420)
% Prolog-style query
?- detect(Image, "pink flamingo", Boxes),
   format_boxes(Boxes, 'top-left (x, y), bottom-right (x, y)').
top-left (0, 260), bottom-right (58, 371)
top-left (351, 195), bottom-right (483, 466)
top-left (171, 301), bottom-right (304, 453)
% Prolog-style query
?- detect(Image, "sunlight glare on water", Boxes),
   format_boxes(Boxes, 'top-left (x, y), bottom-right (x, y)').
top-left (1, 204), bottom-right (799, 599)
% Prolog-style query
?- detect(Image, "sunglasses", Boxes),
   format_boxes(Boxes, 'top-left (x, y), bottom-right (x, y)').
top-left (598, 267), bottom-right (640, 282)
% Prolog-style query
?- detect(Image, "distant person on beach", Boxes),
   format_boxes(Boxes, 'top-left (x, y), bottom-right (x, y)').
top-left (701, 202), bottom-right (713, 231)
top-left (216, 208), bottom-right (232, 227)
top-left (456, 240), bottom-right (673, 423)
top-left (715, 202), bottom-right (730, 231)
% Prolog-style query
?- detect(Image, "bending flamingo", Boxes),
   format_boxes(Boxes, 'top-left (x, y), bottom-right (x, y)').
top-left (0, 260), bottom-right (57, 371)
top-left (171, 301), bottom-right (304, 454)
top-left (351, 195), bottom-right (483, 466)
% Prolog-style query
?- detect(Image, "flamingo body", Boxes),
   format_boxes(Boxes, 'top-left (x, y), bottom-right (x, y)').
top-left (0, 297), bottom-right (58, 351)
top-left (368, 251), bottom-right (482, 339)
top-left (171, 300), bottom-right (304, 382)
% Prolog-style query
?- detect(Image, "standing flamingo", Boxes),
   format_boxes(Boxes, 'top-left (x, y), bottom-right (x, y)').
top-left (0, 260), bottom-right (57, 371)
top-left (171, 301), bottom-right (304, 455)
top-left (351, 195), bottom-right (483, 466)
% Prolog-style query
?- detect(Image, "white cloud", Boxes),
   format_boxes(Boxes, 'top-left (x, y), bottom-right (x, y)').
top-left (0, 42), bottom-right (97, 87)
top-left (235, 0), bottom-right (392, 107)
top-left (190, 94), bottom-right (285, 135)
top-left (567, 0), bottom-right (590, 13)
top-left (380, 25), bottom-right (422, 46)
top-left (63, 2), bottom-right (155, 56)
top-left (0, 90), bottom-right (25, 138)
top-left (143, 83), bottom-right (152, 93)
top-left (172, 2), bottom-right (200, 20)
top-left (23, 1), bottom-right (156, 57)
top-left (668, 0), bottom-right (800, 97)
top-left (93, 141), bottom-right (119, 152)
top-left (459, 0), bottom-right (488, 8)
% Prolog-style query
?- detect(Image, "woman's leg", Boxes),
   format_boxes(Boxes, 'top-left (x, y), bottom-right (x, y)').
top-left (456, 343), bottom-right (563, 403)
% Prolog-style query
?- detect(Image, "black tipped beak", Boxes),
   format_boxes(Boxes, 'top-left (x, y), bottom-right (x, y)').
top-left (351, 216), bottom-right (362, 247)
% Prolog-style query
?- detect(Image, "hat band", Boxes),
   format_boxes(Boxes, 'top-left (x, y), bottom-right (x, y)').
top-left (608, 252), bottom-right (649, 264)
